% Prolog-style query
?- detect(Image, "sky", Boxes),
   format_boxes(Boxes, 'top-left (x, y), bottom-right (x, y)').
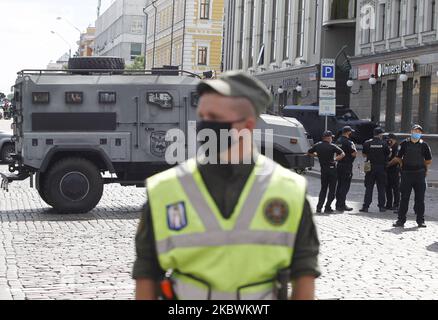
top-left (0, 0), bottom-right (115, 94)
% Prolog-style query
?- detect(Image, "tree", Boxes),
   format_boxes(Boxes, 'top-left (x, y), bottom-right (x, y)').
top-left (125, 56), bottom-right (145, 70)
top-left (0, 92), bottom-right (5, 100)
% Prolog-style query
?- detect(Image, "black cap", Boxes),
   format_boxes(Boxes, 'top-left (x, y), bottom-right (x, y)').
top-left (387, 133), bottom-right (397, 140)
top-left (374, 127), bottom-right (385, 136)
top-left (342, 126), bottom-right (355, 133)
top-left (322, 130), bottom-right (334, 138)
top-left (412, 124), bottom-right (424, 132)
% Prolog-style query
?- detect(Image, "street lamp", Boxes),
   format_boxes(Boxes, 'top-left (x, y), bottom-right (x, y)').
top-left (347, 78), bottom-right (362, 95)
top-left (277, 86), bottom-right (284, 94)
top-left (51, 30), bottom-right (72, 58)
top-left (399, 71), bottom-right (408, 82)
top-left (369, 74), bottom-right (377, 86)
top-left (57, 16), bottom-right (82, 56)
top-left (346, 79), bottom-right (354, 88)
top-left (295, 84), bottom-right (303, 93)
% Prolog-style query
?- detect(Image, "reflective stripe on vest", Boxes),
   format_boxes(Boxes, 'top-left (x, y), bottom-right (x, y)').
top-left (147, 155), bottom-right (307, 300)
top-left (173, 280), bottom-right (275, 300)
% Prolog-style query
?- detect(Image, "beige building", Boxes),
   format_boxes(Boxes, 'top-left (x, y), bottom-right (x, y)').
top-left (144, 0), bottom-right (224, 74)
top-left (78, 27), bottom-right (96, 57)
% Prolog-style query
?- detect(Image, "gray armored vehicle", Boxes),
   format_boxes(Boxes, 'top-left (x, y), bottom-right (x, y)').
top-left (1, 57), bottom-right (313, 213)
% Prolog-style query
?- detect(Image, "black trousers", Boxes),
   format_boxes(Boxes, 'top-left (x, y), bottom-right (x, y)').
top-left (398, 170), bottom-right (427, 224)
top-left (363, 164), bottom-right (387, 209)
top-left (336, 163), bottom-right (353, 209)
top-left (385, 167), bottom-right (400, 208)
top-left (317, 167), bottom-right (337, 210)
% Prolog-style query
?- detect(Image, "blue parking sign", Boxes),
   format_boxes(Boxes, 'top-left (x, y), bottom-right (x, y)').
top-left (321, 59), bottom-right (336, 81)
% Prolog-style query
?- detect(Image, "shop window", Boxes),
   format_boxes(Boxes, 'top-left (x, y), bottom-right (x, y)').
top-left (65, 92), bottom-right (83, 104)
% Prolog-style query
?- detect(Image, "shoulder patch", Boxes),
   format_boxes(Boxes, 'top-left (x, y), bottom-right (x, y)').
top-left (264, 199), bottom-right (289, 226)
top-left (167, 202), bottom-right (188, 231)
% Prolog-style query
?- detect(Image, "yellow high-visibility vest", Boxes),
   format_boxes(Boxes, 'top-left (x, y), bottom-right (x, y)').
top-left (147, 155), bottom-right (307, 300)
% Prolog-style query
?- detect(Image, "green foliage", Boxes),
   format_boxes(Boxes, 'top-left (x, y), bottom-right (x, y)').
top-left (0, 92), bottom-right (5, 100)
top-left (7, 93), bottom-right (13, 100)
top-left (126, 56), bottom-right (145, 70)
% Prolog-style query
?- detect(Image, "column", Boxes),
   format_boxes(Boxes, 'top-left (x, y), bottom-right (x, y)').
top-left (419, 76), bottom-right (432, 131)
top-left (401, 78), bottom-right (414, 132)
top-left (385, 79), bottom-right (397, 132)
top-left (371, 81), bottom-right (382, 123)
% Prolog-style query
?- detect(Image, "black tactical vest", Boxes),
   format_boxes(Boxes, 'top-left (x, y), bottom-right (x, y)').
top-left (403, 140), bottom-right (426, 171)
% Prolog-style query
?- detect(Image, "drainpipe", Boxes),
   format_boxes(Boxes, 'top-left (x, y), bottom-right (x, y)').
top-left (181, 0), bottom-right (187, 70)
top-left (170, 0), bottom-right (176, 66)
top-left (152, 0), bottom-right (158, 69)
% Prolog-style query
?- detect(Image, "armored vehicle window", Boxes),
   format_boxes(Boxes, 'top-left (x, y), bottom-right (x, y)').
top-left (99, 92), bottom-right (117, 104)
top-left (66, 92), bottom-right (83, 104)
top-left (147, 92), bottom-right (173, 109)
top-left (191, 92), bottom-right (199, 107)
top-left (32, 92), bottom-right (50, 104)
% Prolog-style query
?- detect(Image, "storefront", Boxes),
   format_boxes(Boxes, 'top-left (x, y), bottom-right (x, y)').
top-left (349, 44), bottom-right (438, 133)
top-left (255, 65), bottom-right (320, 114)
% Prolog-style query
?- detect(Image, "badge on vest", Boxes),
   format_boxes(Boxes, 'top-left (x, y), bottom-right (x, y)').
top-left (264, 199), bottom-right (289, 226)
top-left (167, 202), bottom-right (188, 231)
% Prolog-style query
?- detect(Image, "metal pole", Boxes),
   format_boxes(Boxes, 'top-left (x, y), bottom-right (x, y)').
top-left (143, 6), bottom-right (149, 69)
top-left (170, 0), bottom-right (176, 66)
top-left (181, 0), bottom-right (187, 70)
top-left (325, 116), bottom-right (328, 131)
top-left (152, 0), bottom-right (158, 69)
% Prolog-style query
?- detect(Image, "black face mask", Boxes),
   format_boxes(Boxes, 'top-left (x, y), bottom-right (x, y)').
top-left (196, 120), bottom-right (243, 156)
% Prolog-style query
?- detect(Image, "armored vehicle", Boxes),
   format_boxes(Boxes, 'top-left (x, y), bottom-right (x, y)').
top-left (1, 57), bottom-right (313, 214)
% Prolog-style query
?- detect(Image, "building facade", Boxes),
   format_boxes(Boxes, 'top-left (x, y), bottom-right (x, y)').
top-left (95, 0), bottom-right (146, 65)
top-left (223, 0), bottom-right (357, 113)
top-left (144, 0), bottom-right (224, 74)
top-left (349, 0), bottom-right (438, 133)
top-left (78, 27), bottom-right (96, 57)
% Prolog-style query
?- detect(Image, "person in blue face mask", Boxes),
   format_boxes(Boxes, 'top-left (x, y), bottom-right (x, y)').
top-left (390, 125), bottom-right (433, 228)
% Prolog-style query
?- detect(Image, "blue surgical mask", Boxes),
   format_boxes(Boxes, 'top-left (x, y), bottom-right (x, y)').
top-left (411, 133), bottom-right (422, 140)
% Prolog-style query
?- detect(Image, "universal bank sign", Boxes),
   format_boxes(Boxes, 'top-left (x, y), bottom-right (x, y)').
top-left (377, 60), bottom-right (416, 78)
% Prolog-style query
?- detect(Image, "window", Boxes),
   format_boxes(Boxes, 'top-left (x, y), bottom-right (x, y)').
top-left (147, 92), bottom-right (173, 109)
top-left (200, 0), bottom-right (210, 19)
top-left (283, 0), bottom-right (291, 60)
top-left (378, 3), bottom-right (386, 40)
top-left (430, 0), bottom-right (437, 31)
top-left (238, 0), bottom-right (245, 69)
top-left (258, 0), bottom-right (266, 65)
top-left (32, 92), bottom-right (49, 104)
top-left (130, 43), bottom-right (142, 60)
top-left (65, 92), bottom-right (83, 104)
top-left (248, 0), bottom-right (255, 67)
top-left (131, 19), bottom-right (144, 34)
top-left (296, 0), bottom-right (305, 57)
top-left (99, 92), bottom-right (117, 104)
top-left (393, 0), bottom-right (401, 37)
top-left (270, 0), bottom-right (277, 62)
top-left (407, 0), bottom-right (418, 34)
top-left (198, 46), bottom-right (208, 65)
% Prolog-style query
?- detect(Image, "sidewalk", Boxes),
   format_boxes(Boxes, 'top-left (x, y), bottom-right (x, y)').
top-left (307, 157), bottom-right (438, 188)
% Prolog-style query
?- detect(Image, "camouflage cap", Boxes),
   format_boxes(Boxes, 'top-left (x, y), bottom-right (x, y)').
top-left (196, 70), bottom-right (273, 116)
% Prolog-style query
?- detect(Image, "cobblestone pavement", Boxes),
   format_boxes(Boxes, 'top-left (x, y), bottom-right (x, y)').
top-left (1, 162), bottom-right (438, 300)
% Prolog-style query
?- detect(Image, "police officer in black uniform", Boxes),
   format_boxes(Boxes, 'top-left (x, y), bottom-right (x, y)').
top-left (335, 126), bottom-right (357, 212)
top-left (385, 133), bottom-right (400, 211)
top-left (308, 131), bottom-right (345, 213)
top-left (360, 127), bottom-right (391, 213)
top-left (391, 125), bottom-right (432, 228)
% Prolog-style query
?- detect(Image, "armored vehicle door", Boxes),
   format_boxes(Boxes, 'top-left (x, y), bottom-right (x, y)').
top-left (139, 88), bottom-right (184, 162)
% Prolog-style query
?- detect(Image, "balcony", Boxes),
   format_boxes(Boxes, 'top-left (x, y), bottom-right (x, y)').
top-left (323, 0), bottom-right (357, 27)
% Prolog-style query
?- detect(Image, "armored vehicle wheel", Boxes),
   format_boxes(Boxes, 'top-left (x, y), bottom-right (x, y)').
top-left (1, 143), bottom-right (14, 163)
top-left (68, 57), bottom-right (125, 74)
top-left (44, 158), bottom-right (103, 214)
top-left (36, 173), bottom-right (53, 206)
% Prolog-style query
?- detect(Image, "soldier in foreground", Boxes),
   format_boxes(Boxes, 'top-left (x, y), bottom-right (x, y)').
top-left (133, 71), bottom-right (320, 300)
top-left (307, 131), bottom-right (345, 213)
top-left (385, 133), bottom-right (401, 212)
top-left (391, 125), bottom-right (432, 228)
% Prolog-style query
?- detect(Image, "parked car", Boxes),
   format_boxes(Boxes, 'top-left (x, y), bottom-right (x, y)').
top-left (282, 105), bottom-right (378, 144)
top-left (0, 131), bottom-right (14, 163)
